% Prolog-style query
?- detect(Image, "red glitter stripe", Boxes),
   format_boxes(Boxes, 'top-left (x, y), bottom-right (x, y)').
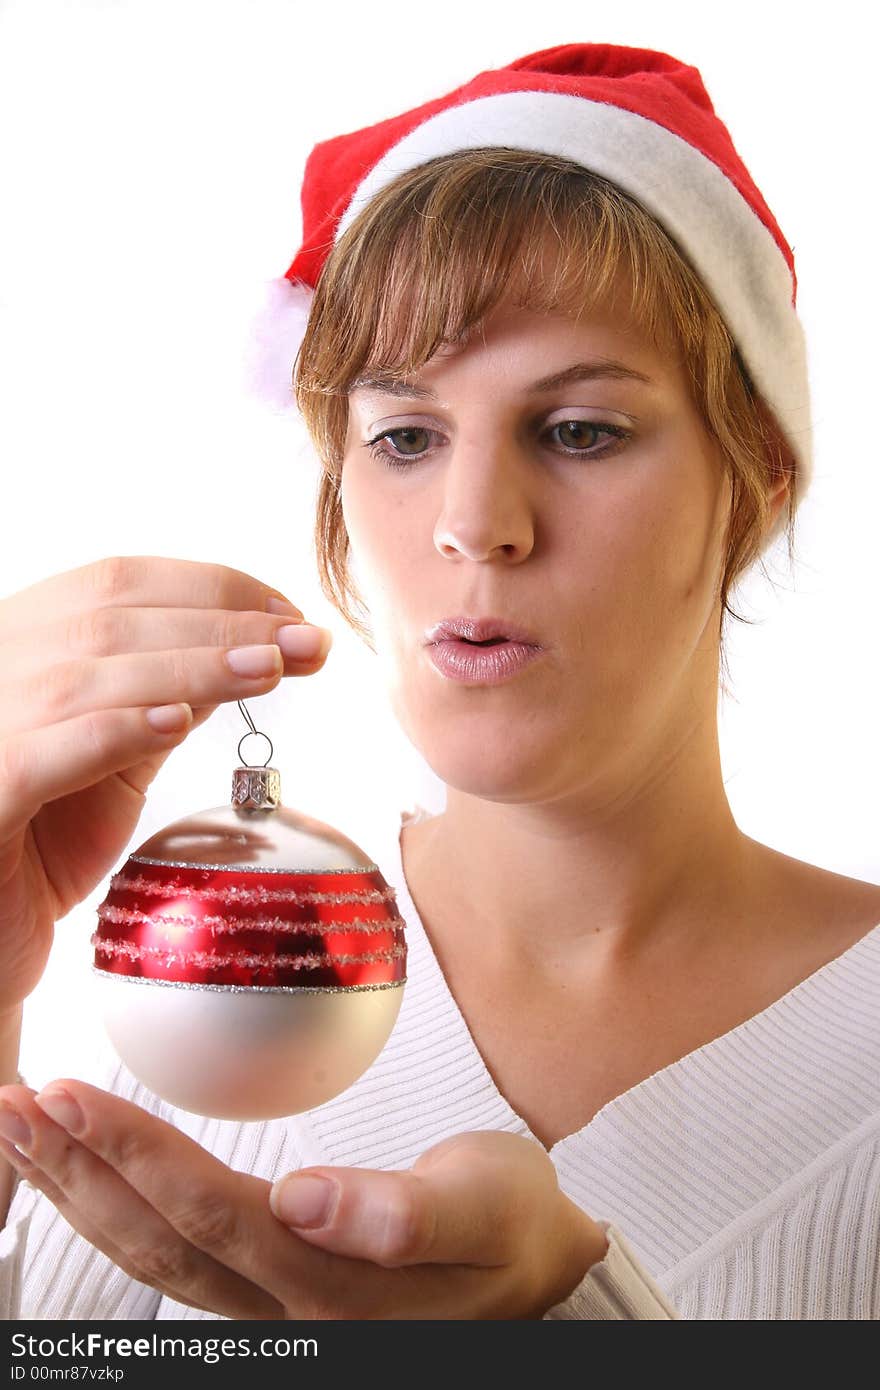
top-left (109, 871), bottom-right (397, 906)
top-left (96, 903), bottom-right (405, 936)
top-left (93, 937), bottom-right (406, 970)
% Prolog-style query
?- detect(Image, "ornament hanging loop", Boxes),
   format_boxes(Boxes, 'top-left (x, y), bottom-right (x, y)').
top-left (236, 699), bottom-right (274, 768)
top-left (232, 700), bottom-right (281, 811)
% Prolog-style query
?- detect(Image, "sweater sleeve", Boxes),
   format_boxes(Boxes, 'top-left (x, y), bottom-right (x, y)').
top-left (543, 1220), bottom-right (680, 1319)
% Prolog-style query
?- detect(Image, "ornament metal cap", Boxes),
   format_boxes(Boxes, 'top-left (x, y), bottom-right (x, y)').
top-left (231, 764), bottom-right (281, 810)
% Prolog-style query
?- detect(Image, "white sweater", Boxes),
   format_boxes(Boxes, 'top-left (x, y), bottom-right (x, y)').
top-left (2, 804), bottom-right (879, 1320)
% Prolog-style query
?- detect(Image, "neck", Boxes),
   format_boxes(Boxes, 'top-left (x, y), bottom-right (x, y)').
top-left (403, 705), bottom-right (761, 977)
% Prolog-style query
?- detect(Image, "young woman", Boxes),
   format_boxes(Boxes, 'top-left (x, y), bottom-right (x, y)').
top-left (1, 43), bottom-right (879, 1320)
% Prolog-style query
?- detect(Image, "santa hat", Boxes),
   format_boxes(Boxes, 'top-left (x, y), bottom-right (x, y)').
top-left (244, 41), bottom-right (811, 513)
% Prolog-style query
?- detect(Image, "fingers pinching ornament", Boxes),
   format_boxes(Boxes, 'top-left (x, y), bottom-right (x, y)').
top-left (90, 700), bottom-right (406, 1120)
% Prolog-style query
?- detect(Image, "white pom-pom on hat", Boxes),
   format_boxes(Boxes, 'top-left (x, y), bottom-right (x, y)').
top-left (240, 276), bottom-right (315, 415)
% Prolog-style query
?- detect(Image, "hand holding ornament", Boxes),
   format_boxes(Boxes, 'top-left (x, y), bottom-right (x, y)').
top-left (0, 554), bottom-right (331, 1024)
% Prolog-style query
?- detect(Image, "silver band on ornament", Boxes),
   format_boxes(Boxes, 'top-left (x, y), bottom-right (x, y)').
top-left (91, 965), bottom-right (406, 995)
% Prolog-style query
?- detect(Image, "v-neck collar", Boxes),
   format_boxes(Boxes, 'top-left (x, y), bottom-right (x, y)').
top-left (295, 805), bottom-right (880, 1275)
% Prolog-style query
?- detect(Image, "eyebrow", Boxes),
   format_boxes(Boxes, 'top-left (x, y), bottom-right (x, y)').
top-left (348, 359), bottom-right (655, 399)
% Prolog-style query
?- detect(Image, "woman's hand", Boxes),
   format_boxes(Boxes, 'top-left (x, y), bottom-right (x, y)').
top-left (0, 1079), bottom-right (608, 1319)
top-left (0, 555), bottom-right (331, 1018)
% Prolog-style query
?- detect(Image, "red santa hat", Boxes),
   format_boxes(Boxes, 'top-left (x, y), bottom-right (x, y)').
top-left (244, 41), bottom-right (811, 513)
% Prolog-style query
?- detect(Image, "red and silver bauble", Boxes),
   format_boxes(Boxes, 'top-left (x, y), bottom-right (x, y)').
top-left (90, 704), bottom-right (406, 1120)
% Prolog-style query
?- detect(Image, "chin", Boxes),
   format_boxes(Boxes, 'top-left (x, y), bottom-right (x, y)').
top-left (417, 733), bottom-right (552, 801)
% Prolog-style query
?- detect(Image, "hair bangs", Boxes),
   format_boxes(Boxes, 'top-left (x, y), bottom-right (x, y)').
top-left (294, 149), bottom-right (701, 423)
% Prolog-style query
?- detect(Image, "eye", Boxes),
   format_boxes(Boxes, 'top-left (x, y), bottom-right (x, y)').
top-left (362, 420), bottom-right (632, 471)
top-left (365, 426), bottom-right (434, 467)
top-left (545, 420), bottom-right (633, 458)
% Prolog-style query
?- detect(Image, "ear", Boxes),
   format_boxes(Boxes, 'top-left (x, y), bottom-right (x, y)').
top-left (767, 472), bottom-right (790, 525)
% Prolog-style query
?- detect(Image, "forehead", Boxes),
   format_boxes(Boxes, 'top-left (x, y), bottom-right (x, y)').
top-left (348, 300), bottom-right (667, 401)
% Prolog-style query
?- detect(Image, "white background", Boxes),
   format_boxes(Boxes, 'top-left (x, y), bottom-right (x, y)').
top-left (0, 0), bottom-right (877, 1088)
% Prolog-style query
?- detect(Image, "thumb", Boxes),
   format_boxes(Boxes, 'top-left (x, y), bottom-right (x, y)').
top-left (269, 1130), bottom-right (552, 1268)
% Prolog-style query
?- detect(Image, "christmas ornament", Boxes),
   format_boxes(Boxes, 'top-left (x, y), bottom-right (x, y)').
top-left (90, 701), bottom-right (406, 1121)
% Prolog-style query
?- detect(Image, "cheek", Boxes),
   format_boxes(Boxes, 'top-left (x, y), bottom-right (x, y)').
top-left (670, 445), bottom-right (731, 614)
top-left (630, 444), bottom-right (730, 662)
top-left (339, 466), bottom-right (421, 630)
top-left (340, 464), bottom-right (387, 578)
top-left (566, 445), bottom-right (724, 669)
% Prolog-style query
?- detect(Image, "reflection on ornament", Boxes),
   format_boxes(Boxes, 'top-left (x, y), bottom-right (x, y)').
top-left (90, 702), bottom-right (407, 1120)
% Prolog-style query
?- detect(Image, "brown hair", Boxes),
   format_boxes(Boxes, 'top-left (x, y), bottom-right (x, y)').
top-left (292, 148), bottom-right (799, 696)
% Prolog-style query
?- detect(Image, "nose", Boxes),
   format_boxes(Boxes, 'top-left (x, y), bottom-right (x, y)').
top-left (432, 430), bottom-right (536, 563)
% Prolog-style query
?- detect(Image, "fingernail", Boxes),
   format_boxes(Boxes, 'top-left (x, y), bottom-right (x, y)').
top-left (146, 703), bottom-right (192, 734)
top-left (0, 1103), bottom-right (31, 1150)
top-left (276, 625), bottom-right (331, 661)
top-left (34, 1087), bottom-right (85, 1135)
top-left (225, 644), bottom-right (283, 677)
top-left (265, 596), bottom-right (303, 616)
top-left (271, 1174), bottom-right (338, 1228)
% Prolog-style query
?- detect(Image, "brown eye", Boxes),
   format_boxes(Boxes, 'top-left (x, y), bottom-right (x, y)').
top-left (555, 421), bottom-right (602, 449)
top-left (548, 420), bottom-right (631, 458)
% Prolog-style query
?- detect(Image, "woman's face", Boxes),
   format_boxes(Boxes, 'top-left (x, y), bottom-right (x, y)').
top-left (340, 292), bottom-right (733, 806)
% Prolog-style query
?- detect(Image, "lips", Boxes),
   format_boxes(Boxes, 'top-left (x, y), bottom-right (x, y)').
top-left (424, 616), bottom-right (541, 647)
top-left (426, 635), bottom-right (543, 685)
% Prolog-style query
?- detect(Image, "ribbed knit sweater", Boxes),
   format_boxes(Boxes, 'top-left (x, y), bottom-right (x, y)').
top-left (2, 805), bottom-right (880, 1320)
